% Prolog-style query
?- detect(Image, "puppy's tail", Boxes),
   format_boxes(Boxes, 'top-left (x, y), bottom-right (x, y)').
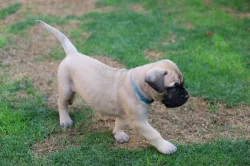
top-left (36, 20), bottom-right (77, 55)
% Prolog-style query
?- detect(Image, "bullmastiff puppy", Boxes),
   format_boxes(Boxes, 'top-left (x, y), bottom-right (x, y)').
top-left (36, 20), bottom-right (189, 154)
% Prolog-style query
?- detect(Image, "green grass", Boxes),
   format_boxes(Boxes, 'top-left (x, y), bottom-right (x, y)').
top-left (49, 48), bottom-right (65, 59)
top-left (0, 34), bottom-right (7, 48)
top-left (1, 0), bottom-right (250, 165)
top-left (0, 76), bottom-right (51, 165)
top-left (74, 0), bottom-right (250, 106)
top-left (0, 3), bottom-right (22, 48)
top-left (8, 16), bottom-right (70, 33)
top-left (0, 3), bottom-right (22, 20)
top-left (47, 135), bottom-right (250, 166)
top-left (0, 75), bottom-right (91, 165)
top-left (0, 75), bottom-right (249, 165)
top-left (7, 1), bottom-right (249, 106)
top-left (213, 0), bottom-right (250, 12)
top-left (5, 0), bottom-right (250, 105)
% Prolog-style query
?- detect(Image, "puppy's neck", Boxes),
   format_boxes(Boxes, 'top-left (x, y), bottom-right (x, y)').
top-left (130, 65), bottom-right (154, 103)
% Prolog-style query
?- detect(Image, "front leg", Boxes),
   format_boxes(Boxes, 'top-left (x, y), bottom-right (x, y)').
top-left (119, 88), bottom-right (176, 154)
top-left (132, 119), bottom-right (177, 154)
top-left (113, 117), bottom-right (129, 144)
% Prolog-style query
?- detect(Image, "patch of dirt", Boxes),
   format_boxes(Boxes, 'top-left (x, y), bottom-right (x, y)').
top-left (114, 131), bottom-right (149, 149)
top-left (150, 98), bottom-right (250, 144)
top-left (185, 22), bottom-right (194, 29)
top-left (93, 56), bottom-right (126, 68)
top-left (32, 95), bottom-right (250, 154)
top-left (1, 0), bottom-right (115, 25)
top-left (204, 0), bottom-right (250, 19)
top-left (227, 8), bottom-right (250, 19)
top-left (218, 6), bottom-right (250, 19)
top-left (33, 128), bottom-right (82, 156)
top-left (129, 4), bottom-right (145, 13)
top-left (204, 0), bottom-right (213, 7)
top-left (87, 96), bottom-right (250, 150)
top-left (145, 49), bottom-right (163, 61)
top-left (88, 114), bottom-right (149, 149)
top-left (22, 0), bottom-right (97, 16)
top-left (161, 33), bottom-right (176, 46)
top-left (0, 0), bottom-right (17, 10)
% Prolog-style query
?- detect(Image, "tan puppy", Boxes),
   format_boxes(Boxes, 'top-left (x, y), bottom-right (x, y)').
top-left (37, 20), bottom-right (189, 154)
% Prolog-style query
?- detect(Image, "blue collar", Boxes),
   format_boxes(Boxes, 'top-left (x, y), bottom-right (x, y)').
top-left (130, 74), bottom-right (154, 104)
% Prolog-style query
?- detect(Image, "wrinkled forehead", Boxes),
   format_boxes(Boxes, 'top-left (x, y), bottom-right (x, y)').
top-left (164, 71), bottom-right (183, 87)
top-left (158, 60), bottom-right (183, 86)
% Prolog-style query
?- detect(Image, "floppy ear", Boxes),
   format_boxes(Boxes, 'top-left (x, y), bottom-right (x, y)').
top-left (145, 67), bottom-right (167, 93)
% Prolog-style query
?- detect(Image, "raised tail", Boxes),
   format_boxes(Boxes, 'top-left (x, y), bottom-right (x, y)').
top-left (36, 20), bottom-right (77, 55)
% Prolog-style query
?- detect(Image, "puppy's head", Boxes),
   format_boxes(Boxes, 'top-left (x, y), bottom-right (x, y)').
top-left (145, 60), bottom-right (189, 108)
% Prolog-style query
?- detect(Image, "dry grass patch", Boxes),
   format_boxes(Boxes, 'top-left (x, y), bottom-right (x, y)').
top-left (150, 97), bottom-right (250, 144)
top-left (144, 49), bottom-right (163, 61)
top-left (1, 0), bottom-right (117, 25)
top-left (87, 96), bottom-right (250, 150)
top-left (204, 0), bottom-right (213, 7)
top-left (33, 128), bottom-right (82, 156)
top-left (129, 4), bottom-right (145, 13)
top-left (225, 7), bottom-right (250, 19)
top-left (114, 97), bottom-right (250, 149)
top-left (21, 0), bottom-right (97, 16)
top-left (161, 33), bottom-right (177, 46)
top-left (0, 0), bottom-right (23, 25)
top-left (203, 0), bottom-right (250, 19)
top-left (93, 55), bottom-right (126, 68)
top-left (201, 1), bottom-right (250, 20)
top-left (185, 22), bottom-right (194, 29)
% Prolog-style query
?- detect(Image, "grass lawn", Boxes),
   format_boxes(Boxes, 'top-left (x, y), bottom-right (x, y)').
top-left (0, 0), bottom-right (250, 165)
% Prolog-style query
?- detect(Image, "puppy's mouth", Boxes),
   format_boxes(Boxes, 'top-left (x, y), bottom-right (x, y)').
top-left (162, 83), bottom-right (189, 108)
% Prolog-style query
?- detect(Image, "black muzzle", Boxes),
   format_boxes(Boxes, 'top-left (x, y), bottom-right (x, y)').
top-left (162, 84), bottom-right (189, 108)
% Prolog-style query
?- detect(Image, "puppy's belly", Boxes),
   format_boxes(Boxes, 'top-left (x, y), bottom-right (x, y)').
top-left (78, 89), bottom-right (122, 117)
top-left (85, 97), bottom-right (121, 116)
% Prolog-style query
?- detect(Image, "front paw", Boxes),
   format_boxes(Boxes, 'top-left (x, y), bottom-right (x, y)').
top-left (60, 117), bottom-right (73, 128)
top-left (113, 131), bottom-right (129, 144)
top-left (157, 140), bottom-right (177, 154)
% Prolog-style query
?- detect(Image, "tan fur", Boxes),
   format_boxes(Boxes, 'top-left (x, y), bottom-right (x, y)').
top-left (37, 20), bottom-right (184, 154)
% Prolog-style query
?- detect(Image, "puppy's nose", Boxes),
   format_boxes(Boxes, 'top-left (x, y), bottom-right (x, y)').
top-left (180, 94), bottom-right (189, 99)
top-left (181, 90), bottom-right (189, 99)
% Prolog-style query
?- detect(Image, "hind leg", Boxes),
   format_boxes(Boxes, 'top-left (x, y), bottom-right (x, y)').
top-left (58, 86), bottom-right (74, 128)
top-left (57, 66), bottom-right (74, 127)
top-left (68, 91), bottom-right (76, 105)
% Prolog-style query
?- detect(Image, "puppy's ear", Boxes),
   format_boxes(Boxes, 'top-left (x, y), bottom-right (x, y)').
top-left (145, 67), bottom-right (167, 93)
